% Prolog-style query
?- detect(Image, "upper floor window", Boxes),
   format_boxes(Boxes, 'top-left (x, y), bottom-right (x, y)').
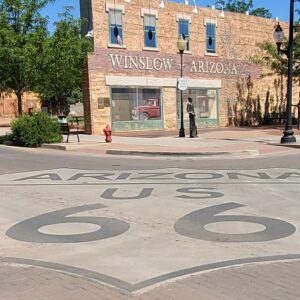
top-left (144, 14), bottom-right (157, 48)
top-left (206, 22), bottom-right (216, 53)
top-left (109, 9), bottom-right (123, 45)
top-left (178, 19), bottom-right (190, 51)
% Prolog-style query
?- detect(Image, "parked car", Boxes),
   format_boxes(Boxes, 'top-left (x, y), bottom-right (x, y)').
top-left (131, 99), bottom-right (160, 120)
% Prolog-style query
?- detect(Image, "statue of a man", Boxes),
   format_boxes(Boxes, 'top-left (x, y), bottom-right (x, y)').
top-left (186, 97), bottom-right (197, 138)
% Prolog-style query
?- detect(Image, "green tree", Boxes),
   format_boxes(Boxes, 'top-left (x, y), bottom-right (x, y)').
top-left (215, 0), bottom-right (272, 18)
top-left (37, 6), bottom-right (91, 115)
top-left (252, 41), bottom-right (288, 78)
top-left (0, 0), bottom-right (54, 115)
top-left (252, 19), bottom-right (300, 81)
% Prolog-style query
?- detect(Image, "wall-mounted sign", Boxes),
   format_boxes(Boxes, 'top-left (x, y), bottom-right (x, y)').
top-left (98, 97), bottom-right (110, 109)
top-left (90, 48), bottom-right (262, 80)
top-left (109, 54), bottom-right (239, 76)
top-left (178, 78), bottom-right (188, 91)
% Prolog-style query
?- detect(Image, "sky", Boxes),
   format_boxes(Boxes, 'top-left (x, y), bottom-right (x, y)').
top-left (42, 0), bottom-right (298, 32)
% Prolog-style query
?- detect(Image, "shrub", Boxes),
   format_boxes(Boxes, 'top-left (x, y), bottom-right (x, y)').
top-left (11, 113), bottom-right (62, 147)
top-left (0, 133), bottom-right (13, 144)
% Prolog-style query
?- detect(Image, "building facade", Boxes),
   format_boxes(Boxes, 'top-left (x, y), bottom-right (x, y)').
top-left (80, 0), bottom-right (296, 134)
top-left (0, 92), bottom-right (41, 119)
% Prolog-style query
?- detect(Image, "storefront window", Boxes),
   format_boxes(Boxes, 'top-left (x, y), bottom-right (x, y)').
top-left (177, 88), bottom-right (218, 124)
top-left (111, 88), bottom-right (161, 122)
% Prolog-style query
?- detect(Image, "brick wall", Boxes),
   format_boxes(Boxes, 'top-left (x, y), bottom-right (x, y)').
top-left (0, 92), bottom-right (41, 118)
top-left (84, 0), bottom-right (298, 133)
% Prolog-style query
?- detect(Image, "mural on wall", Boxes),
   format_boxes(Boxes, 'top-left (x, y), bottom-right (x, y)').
top-left (218, 21), bottom-right (293, 127)
top-left (226, 75), bottom-right (294, 127)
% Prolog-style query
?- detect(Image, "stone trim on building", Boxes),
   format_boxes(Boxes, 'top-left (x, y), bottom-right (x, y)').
top-left (105, 3), bottom-right (125, 13)
top-left (176, 13), bottom-right (192, 23)
top-left (105, 76), bottom-right (221, 89)
top-left (140, 8), bottom-right (159, 19)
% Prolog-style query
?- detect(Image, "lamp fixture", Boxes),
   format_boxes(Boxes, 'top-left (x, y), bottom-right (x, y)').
top-left (273, 0), bottom-right (296, 144)
top-left (177, 34), bottom-right (187, 52)
top-left (184, 0), bottom-right (198, 14)
top-left (177, 34), bottom-right (187, 138)
top-left (124, 0), bottom-right (130, 2)
top-left (273, 22), bottom-right (286, 54)
top-left (212, 3), bottom-right (224, 17)
top-left (85, 30), bottom-right (94, 38)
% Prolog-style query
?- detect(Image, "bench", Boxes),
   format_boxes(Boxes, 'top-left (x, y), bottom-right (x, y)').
top-left (59, 122), bottom-right (80, 143)
top-left (264, 112), bottom-right (297, 125)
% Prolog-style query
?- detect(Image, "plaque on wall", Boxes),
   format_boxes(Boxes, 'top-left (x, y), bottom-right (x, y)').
top-left (98, 97), bottom-right (109, 109)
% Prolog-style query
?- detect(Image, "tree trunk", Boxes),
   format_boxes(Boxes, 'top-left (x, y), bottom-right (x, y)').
top-left (58, 96), bottom-right (69, 116)
top-left (16, 91), bottom-right (23, 115)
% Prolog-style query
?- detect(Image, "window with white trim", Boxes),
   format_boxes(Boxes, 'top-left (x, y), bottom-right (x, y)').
top-left (144, 14), bottom-right (157, 48)
top-left (178, 19), bottom-right (190, 51)
top-left (206, 22), bottom-right (216, 53)
top-left (109, 9), bottom-right (123, 45)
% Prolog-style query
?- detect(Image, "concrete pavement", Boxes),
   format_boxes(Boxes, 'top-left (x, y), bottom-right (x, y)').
top-left (1, 126), bottom-right (300, 299)
top-left (1, 125), bottom-right (300, 157)
top-left (0, 167), bottom-right (300, 299)
top-left (38, 127), bottom-right (300, 158)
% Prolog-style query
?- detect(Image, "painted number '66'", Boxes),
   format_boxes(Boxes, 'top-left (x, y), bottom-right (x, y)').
top-left (174, 203), bottom-right (296, 242)
top-left (6, 204), bottom-right (130, 243)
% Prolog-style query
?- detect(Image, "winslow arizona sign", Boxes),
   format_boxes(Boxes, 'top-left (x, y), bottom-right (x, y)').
top-left (89, 48), bottom-right (262, 79)
top-left (109, 53), bottom-right (239, 75)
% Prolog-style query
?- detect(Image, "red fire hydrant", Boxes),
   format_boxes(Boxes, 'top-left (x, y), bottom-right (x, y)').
top-left (103, 124), bottom-right (112, 143)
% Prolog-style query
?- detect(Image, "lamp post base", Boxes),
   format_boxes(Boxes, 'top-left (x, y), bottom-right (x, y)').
top-left (281, 129), bottom-right (296, 144)
top-left (179, 128), bottom-right (185, 137)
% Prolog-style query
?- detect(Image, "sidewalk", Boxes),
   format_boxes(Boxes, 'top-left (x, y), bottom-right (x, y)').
top-left (1, 126), bottom-right (300, 157)
top-left (40, 127), bottom-right (300, 157)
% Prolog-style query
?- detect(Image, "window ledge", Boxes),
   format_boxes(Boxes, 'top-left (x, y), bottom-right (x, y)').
top-left (143, 47), bottom-right (159, 52)
top-left (107, 43), bottom-right (127, 49)
top-left (205, 52), bottom-right (218, 57)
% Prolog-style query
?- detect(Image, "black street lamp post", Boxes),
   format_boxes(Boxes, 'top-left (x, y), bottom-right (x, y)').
top-left (177, 36), bottom-right (187, 138)
top-left (273, 0), bottom-right (296, 144)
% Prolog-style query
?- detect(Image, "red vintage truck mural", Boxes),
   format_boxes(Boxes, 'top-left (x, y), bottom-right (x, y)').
top-left (131, 99), bottom-right (161, 120)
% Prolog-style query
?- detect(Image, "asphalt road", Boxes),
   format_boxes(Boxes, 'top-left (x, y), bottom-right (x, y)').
top-left (1, 145), bottom-right (300, 174)
top-left (0, 145), bottom-right (299, 300)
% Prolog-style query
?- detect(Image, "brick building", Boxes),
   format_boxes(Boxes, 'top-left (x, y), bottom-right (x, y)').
top-left (0, 92), bottom-right (41, 119)
top-left (80, 0), bottom-right (297, 134)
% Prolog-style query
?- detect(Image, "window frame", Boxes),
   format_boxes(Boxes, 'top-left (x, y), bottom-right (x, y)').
top-left (106, 3), bottom-right (125, 48)
top-left (178, 18), bottom-right (190, 51)
top-left (109, 8), bottom-right (123, 45)
top-left (141, 8), bottom-right (159, 51)
top-left (144, 14), bottom-right (157, 48)
top-left (204, 18), bottom-right (218, 56)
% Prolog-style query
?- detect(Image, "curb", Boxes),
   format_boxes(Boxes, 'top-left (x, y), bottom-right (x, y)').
top-left (105, 149), bottom-right (259, 157)
top-left (268, 142), bottom-right (300, 149)
top-left (41, 142), bottom-right (101, 151)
